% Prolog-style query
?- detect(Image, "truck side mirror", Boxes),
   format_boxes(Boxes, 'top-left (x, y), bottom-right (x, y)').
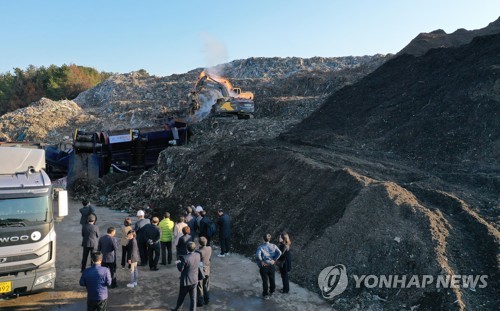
top-left (57, 190), bottom-right (68, 218)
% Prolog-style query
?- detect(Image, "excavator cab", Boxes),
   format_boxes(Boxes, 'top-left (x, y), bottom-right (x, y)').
top-left (212, 97), bottom-right (254, 119)
top-left (189, 71), bottom-right (255, 120)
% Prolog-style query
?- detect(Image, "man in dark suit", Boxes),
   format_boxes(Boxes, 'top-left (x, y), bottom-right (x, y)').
top-left (171, 241), bottom-right (200, 311)
top-left (143, 217), bottom-right (161, 271)
top-left (199, 210), bottom-right (215, 246)
top-left (80, 199), bottom-right (96, 225)
top-left (98, 227), bottom-right (120, 288)
top-left (176, 226), bottom-right (193, 260)
top-left (134, 210), bottom-right (150, 266)
top-left (217, 209), bottom-right (231, 257)
top-left (81, 214), bottom-right (99, 273)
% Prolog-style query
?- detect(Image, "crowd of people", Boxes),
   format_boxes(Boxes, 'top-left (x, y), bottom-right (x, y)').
top-left (78, 201), bottom-right (292, 311)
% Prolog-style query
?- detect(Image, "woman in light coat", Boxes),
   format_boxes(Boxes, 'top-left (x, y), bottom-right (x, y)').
top-left (173, 216), bottom-right (188, 249)
top-left (121, 217), bottom-right (133, 268)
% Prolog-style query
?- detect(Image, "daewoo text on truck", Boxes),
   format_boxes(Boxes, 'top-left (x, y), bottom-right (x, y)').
top-left (0, 147), bottom-right (68, 297)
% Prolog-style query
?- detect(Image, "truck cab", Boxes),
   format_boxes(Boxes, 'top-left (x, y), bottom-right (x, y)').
top-left (0, 147), bottom-right (68, 297)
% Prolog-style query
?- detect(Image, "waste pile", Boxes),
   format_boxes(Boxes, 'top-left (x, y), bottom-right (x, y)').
top-left (0, 55), bottom-right (391, 145)
top-left (0, 98), bottom-right (85, 143)
top-left (4, 21), bottom-right (499, 309)
top-left (56, 55), bottom-right (391, 208)
top-left (70, 32), bottom-right (499, 310)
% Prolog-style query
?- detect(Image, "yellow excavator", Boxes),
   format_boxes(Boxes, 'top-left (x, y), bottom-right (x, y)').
top-left (189, 71), bottom-right (254, 120)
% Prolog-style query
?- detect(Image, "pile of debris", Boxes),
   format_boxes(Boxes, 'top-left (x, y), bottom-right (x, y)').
top-left (72, 27), bottom-right (499, 310)
top-left (205, 55), bottom-right (390, 78)
top-left (3, 20), bottom-right (499, 308)
top-left (0, 55), bottom-right (392, 146)
top-left (0, 98), bottom-right (85, 143)
top-left (70, 168), bottom-right (175, 210)
top-left (72, 55), bottom-right (392, 127)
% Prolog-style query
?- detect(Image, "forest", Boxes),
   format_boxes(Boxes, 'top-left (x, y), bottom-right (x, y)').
top-left (0, 64), bottom-right (112, 116)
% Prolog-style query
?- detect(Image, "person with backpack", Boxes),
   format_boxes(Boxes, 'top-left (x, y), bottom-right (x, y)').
top-left (199, 210), bottom-right (216, 246)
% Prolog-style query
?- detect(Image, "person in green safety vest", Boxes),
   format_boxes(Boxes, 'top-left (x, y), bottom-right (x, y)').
top-left (159, 212), bottom-right (175, 265)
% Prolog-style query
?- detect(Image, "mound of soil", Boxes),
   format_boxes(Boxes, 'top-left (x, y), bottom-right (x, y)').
top-left (398, 17), bottom-right (500, 56)
top-left (122, 140), bottom-right (497, 310)
top-left (285, 33), bottom-right (500, 177)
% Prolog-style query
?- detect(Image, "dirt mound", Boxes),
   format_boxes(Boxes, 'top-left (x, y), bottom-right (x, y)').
top-left (98, 143), bottom-right (496, 310)
top-left (285, 33), bottom-right (500, 174)
top-left (398, 17), bottom-right (500, 56)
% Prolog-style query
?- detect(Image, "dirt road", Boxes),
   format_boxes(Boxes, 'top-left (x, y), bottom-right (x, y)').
top-left (1, 200), bottom-right (331, 310)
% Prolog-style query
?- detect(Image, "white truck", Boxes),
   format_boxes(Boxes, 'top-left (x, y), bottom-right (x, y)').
top-left (0, 147), bottom-right (68, 297)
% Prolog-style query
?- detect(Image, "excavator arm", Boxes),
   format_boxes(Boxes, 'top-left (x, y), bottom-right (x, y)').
top-left (188, 71), bottom-right (254, 121)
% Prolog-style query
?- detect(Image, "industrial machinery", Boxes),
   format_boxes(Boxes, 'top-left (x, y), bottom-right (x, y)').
top-left (189, 71), bottom-right (254, 120)
top-left (68, 119), bottom-right (190, 184)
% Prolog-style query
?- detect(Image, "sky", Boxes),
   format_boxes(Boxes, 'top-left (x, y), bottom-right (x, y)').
top-left (1, 1), bottom-right (499, 77)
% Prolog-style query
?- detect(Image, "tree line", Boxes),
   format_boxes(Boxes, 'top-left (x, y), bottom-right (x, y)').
top-left (0, 64), bottom-right (112, 116)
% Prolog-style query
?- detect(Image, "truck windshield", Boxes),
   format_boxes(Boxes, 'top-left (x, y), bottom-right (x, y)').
top-left (0, 196), bottom-right (52, 226)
